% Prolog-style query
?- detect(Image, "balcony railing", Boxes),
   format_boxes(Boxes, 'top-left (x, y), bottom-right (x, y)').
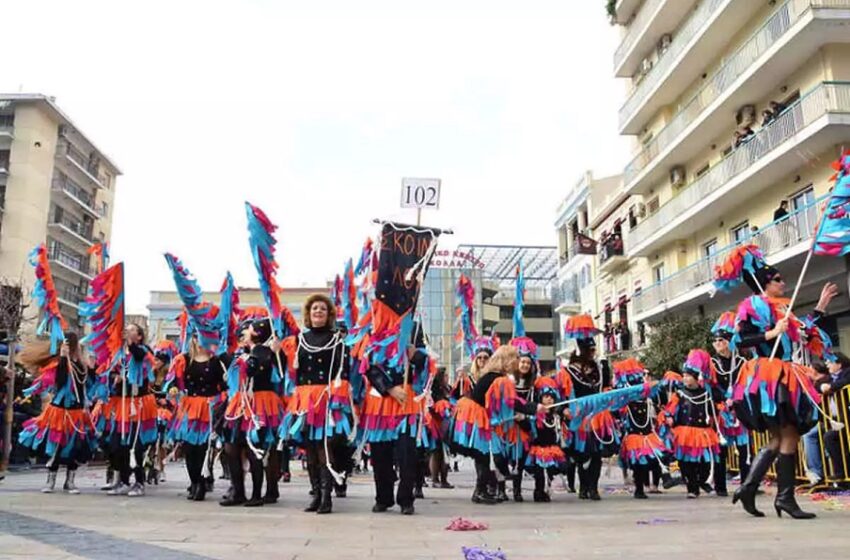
top-left (59, 137), bottom-right (105, 188)
top-left (51, 215), bottom-right (94, 243)
top-left (52, 174), bottom-right (100, 216)
top-left (48, 244), bottom-right (93, 278)
top-left (619, 0), bottom-right (725, 128)
top-left (629, 82), bottom-right (850, 251)
top-left (599, 234), bottom-right (625, 264)
top-left (553, 278), bottom-right (581, 307)
top-left (633, 196), bottom-right (823, 315)
top-left (623, 0), bottom-right (850, 186)
top-left (613, 0), bottom-right (664, 71)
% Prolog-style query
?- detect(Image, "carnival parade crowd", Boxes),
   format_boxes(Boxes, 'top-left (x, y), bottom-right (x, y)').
top-left (10, 157), bottom-right (850, 522)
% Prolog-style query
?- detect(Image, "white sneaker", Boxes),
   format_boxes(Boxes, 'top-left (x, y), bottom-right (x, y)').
top-left (63, 471), bottom-right (80, 495)
top-left (127, 483), bottom-right (145, 497)
top-left (159, 471), bottom-right (167, 483)
top-left (107, 482), bottom-right (131, 496)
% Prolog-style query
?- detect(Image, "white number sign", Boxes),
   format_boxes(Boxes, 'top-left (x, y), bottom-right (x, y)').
top-left (400, 178), bottom-right (441, 210)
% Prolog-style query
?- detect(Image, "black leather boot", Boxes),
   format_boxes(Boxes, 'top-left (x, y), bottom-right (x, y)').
top-left (732, 447), bottom-right (777, 517)
top-left (317, 467), bottom-right (333, 514)
top-left (304, 464), bottom-right (321, 512)
top-left (471, 480), bottom-right (499, 505)
top-left (774, 453), bottom-right (815, 519)
top-left (496, 481), bottom-right (508, 503)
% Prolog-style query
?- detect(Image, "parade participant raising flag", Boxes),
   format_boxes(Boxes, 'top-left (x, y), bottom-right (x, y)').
top-left (28, 244), bottom-right (67, 354)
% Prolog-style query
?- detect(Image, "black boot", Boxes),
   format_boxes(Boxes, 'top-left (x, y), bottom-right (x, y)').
top-left (732, 447), bottom-right (777, 517)
top-left (496, 481), bottom-right (508, 503)
top-left (512, 476), bottom-right (524, 503)
top-left (220, 454), bottom-right (247, 507)
top-left (187, 483), bottom-right (198, 501)
top-left (305, 464), bottom-right (321, 512)
top-left (193, 482), bottom-right (207, 502)
top-left (317, 467), bottom-right (333, 514)
top-left (335, 480), bottom-right (348, 498)
top-left (471, 482), bottom-right (499, 505)
top-left (774, 453), bottom-right (815, 519)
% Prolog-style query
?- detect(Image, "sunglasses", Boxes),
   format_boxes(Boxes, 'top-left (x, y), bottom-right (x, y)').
top-left (770, 276), bottom-right (783, 283)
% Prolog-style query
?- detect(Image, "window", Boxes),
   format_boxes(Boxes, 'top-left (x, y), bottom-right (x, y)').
top-left (499, 306), bottom-right (512, 320)
top-left (523, 305), bottom-right (552, 319)
top-left (703, 239), bottom-right (718, 258)
top-left (0, 114), bottom-right (14, 127)
top-left (647, 197), bottom-right (659, 214)
top-left (721, 145), bottom-right (733, 157)
top-left (695, 163), bottom-right (710, 179)
top-left (791, 185), bottom-right (815, 236)
top-left (628, 206), bottom-right (638, 230)
top-left (529, 332), bottom-right (554, 348)
top-left (101, 201), bottom-right (109, 217)
top-left (652, 263), bottom-right (665, 283)
top-left (730, 222), bottom-right (750, 244)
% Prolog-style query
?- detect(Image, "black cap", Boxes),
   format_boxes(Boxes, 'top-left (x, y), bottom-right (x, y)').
top-left (744, 264), bottom-right (780, 294)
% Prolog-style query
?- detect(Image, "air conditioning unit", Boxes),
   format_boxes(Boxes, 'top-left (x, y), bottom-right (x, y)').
top-left (636, 203), bottom-right (647, 218)
top-left (639, 58), bottom-right (653, 75)
top-left (657, 34), bottom-right (672, 55)
top-left (670, 166), bottom-right (686, 187)
top-left (736, 104), bottom-right (756, 126)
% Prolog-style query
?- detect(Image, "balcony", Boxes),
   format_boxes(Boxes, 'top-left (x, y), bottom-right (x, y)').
top-left (619, 0), bottom-right (762, 134)
top-left (623, 0), bottom-right (850, 191)
top-left (633, 196), bottom-right (821, 319)
top-left (553, 278), bottom-right (581, 314)
top-left (598, 233), bottom-right (628, 275)
top-left (58, 138), bottom-right (106, 189)
top-left (49, 215), bottom-right (95, 247)
top-left (614, 0), bottom-right (699, 78)
top-left (613, 0), bottom-right (643, 24)
top-left (48, 244), bottom-right (94, 281)
top-left (628, 81), bottom-right (850, 256)
top-left (52, 174), bottom-right (101, 219)
top-left (0, 125), bottom-right (12, 141)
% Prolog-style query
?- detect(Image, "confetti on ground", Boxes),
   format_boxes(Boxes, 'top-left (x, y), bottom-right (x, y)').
top-left (446, 517), bottom-right (489, 531)
top-left (462, 546), bottom-right (507, 560)
top-left (810, 492), bottom-right (850, 510)
top-left (636, 518), bottom-right (679, 526)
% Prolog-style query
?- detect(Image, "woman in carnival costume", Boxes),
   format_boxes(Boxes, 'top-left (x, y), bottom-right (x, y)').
top-left (426, 366), bottom-right (454, 489)
top-left (19, 333), bottom-right (98, 494)
top-left (448, 345), bottom-right (544, 505)
top-left (659, 350), bottom-right (721, 499)
top-left (106, 324), bottom-right (158, 498)
top-left (222, 311), bottom-right (287, 507)
top-left (169, 332), bottom-right (229, 502)
top-left (505, 336), bottom-right (540, 503)
top-left (558, 314), bottom-right (612, 501)
top-left (525, 376), bottom-right (568, 502)
top-left (709, 312), bottom-right (750, 497)
top-left (615, 358), bottom-right (670, 500)
top-left (279, 294), bottom-right (352, 514)
top-left (717, 247), bottom-right (838, 518)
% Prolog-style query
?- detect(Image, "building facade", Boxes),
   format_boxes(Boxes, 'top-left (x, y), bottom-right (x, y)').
top-left (606, 0), bottom-right (850, 351)
top-left (147, 286), bottom-right (327, 344)
top-left (0, 94), bottom-right (120, 336)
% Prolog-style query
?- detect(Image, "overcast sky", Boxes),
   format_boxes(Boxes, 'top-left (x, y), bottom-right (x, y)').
top-left (3, 0), bottom-right (629, 313)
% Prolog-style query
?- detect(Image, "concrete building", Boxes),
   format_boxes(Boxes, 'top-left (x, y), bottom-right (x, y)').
top-left (553, 171), bottom-right (622, 357)
top-left (0, 94), bottom-right (120, 335)
top-left (147, 286), bottom-right (327, 344)
top-left (606, 0), bottom-right (850, 351)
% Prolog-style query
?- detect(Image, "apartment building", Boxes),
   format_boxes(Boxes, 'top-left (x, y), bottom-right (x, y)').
top-left (0, 94), bottom-right (120, 336)
top-left (604, 0), bottom-right (850, 350)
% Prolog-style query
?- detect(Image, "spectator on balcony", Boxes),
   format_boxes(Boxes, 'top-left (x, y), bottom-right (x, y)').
top-left (761, 108), bottom-right (776, 127)
top-left (818, 352), bottom-right (850, 488)
top-left (774, 200), bottom-right (793, 247)
top-left (769, 100), bottom-right (786, 117)
top-left (773, 200), bottom-right (789, 222)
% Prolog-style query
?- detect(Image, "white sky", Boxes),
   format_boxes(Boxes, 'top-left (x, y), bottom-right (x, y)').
top-left (3, 0), bottom-right (630, 314)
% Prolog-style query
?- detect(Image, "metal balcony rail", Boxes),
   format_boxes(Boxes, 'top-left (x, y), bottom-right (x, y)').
top-left (633, 195), bottom-right (823, 315)
top-left (623, 0), bottom-right (850, 185)
top-left (619, 0), bottom-right (725, 128)
top-left (630, 82), bottom-right (850, 250)
top-left (613, 0), bottom-right (664, 70)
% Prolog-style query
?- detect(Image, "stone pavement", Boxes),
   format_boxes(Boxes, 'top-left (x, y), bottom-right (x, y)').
top-left (0, 461), bottom-right (847, 560)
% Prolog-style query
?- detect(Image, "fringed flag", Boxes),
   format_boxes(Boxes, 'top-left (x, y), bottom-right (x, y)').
top-left (713, 245), bottom-right (766, 293)
top-left (163, 253), bottom-right (220, 350)
top-left (355, 237), bottom-right (374, 276)
top-left (733, 295), bottom-right (799, 360)
top-left (512, 263), bottom-right (525, 337)
top-left (88, 242), bottom-right (110, 275)
top-left (80, 263), bottom-right (125, 373)
top-left (566, 383), bottom-right (652, 431)
top-left (218, 272), bottom-right (240, 352)
top-left (245, 202), bottom-right (297, 339)
top-left (28, 244), bottom-right (67, 353)
top-left (341, 259), bottom-right (359, 330)
top-left (331, 274), bottom-right (343, 319)
top-left (455, 273), bottom-right (478, 356)
top-left (814, 150), bottom-right (850, 256)
top-left (176, 308), bottom-right (193, 353)
top-left (357, 222), bottom-right (440, 375)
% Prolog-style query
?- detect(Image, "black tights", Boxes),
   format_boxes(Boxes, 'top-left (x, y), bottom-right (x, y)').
top-left (578, 454), bottom-right (602, 494)
top-left (111, 439), bottom-right (147, 485)
top-left (372, 434), bottom-right (417, 508)
top-left (184, 444), bottom-right (208, 485)
top-left (565, 459), bottom-right (576, 490)
top-left (680, 462), bottom-right (711, 495)
top-left (48, 461), bottom-right (77, 472)
top-left (650, 461), bottom-right (662, 488)
top-left (632, 464), bottom-right (649, 494)
top-left (224, 443), bottom-right (265, 501)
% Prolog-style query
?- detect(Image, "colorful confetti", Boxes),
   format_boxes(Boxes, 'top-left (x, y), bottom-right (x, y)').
top-left (447, 518), bottom-right (489, 531)
top-left (462, 546), bottom-right (507, 560)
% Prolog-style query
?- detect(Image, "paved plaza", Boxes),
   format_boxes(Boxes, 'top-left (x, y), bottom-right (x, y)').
top-left (0, 462), bottom-right (847, 560)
